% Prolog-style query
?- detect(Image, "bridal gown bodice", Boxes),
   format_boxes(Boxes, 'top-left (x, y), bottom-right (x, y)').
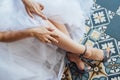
top-left (0, 0), bottom-right (93, 80)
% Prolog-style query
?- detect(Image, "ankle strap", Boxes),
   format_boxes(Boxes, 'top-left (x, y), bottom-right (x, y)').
top-left (79, 46), bottom-right (87, 57)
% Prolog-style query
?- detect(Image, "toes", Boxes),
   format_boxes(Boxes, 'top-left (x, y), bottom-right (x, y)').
top-left (67, 53), bottom-right (85, 70)
top-left (77, 59), bottom-right (92, 71)
top-left (76, 59), bottom-right (85, 70)
top-left (67, 53), bottom-right (92, 71)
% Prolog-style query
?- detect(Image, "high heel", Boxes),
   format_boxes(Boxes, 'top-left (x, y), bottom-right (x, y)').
top-left (78, 46), bottom-right (112, 74)
top-left (101, 49), bottom-right (112, 62)
top-left (66, 54), bottom-right (92, 74)
top-left (79, 46), bottom-right (112, 63)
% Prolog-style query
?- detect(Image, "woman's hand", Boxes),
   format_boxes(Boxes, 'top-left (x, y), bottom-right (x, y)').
top-left (22, 0), bottom-right (47, 19)
top-left (29, 27), bottom-right (59, 43)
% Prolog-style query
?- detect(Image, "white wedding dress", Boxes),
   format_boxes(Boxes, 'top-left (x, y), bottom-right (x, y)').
top-left (0, 0), bottom-right (93, 80)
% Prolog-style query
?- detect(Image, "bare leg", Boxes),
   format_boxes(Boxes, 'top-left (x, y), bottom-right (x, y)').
top-left (49, 19), bottom-right (87, 70)
top-left (46, 20), bottom-right (85, 54)
top-left (45, 19), bottom-right (104, 61)
top-left (48, 19), bottom-right (70, 37)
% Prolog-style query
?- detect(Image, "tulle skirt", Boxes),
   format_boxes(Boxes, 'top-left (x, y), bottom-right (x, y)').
top-left (0, 0), bottom-right (93, 80)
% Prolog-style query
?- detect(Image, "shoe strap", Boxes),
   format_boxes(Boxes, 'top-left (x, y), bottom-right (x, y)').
top-left (102, 50), bottom-right (110, 62)
top-left (79, 46), bottom-right (87, 58)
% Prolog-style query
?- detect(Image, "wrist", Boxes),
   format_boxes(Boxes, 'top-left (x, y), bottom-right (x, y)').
top-left (27, 28), bottom-right (35, 37)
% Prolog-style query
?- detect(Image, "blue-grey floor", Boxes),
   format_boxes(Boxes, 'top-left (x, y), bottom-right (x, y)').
top-left (69, 0), bottom-right (120, 80)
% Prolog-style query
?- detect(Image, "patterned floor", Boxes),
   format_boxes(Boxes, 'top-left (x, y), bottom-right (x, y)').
top-left (62, 0), bottom-right (120, 80)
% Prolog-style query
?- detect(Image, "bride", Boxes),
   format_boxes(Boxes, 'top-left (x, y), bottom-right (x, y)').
top-left (0, 0), bottom-right (111, 80)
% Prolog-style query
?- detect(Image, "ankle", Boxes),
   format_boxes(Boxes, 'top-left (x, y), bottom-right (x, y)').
top-left (83, 46), bottom-right (92, 58)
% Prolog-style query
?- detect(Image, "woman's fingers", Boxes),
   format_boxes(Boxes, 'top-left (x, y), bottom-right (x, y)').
top-left (35, 11), bottom-right (47, 20)
top-left (26, 8), bottom-right (34, 18)
top-left (31, 8), bottom-right (47, 19)
top-left (47, 35), bottom-right (59, 43)
top-left (46, 27), bottom-right (54, 31)
top-left (23, 0), bottom-right (46, 19)
top-left (37, 36), bottom-right (51, 43)
top-left (32, 27), bottom-right (59, 43)
top-left (46, 27), bottom-right (59, 38)
top-left (39, 3), bottom-right (44, 10)
top-left (44, 38), bottom-right (52, 43)
top-left (49, 32), bottom-right (59, 38)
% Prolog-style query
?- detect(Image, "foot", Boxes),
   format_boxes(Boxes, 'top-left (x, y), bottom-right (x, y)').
top-left (81, 46), bottom-right (111, 61)
top-left (67, 53), bottom-right (91, 71)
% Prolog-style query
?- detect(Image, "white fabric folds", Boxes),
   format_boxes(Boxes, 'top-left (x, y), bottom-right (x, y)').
top-left (0, 0), bottom-right (93, 80)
